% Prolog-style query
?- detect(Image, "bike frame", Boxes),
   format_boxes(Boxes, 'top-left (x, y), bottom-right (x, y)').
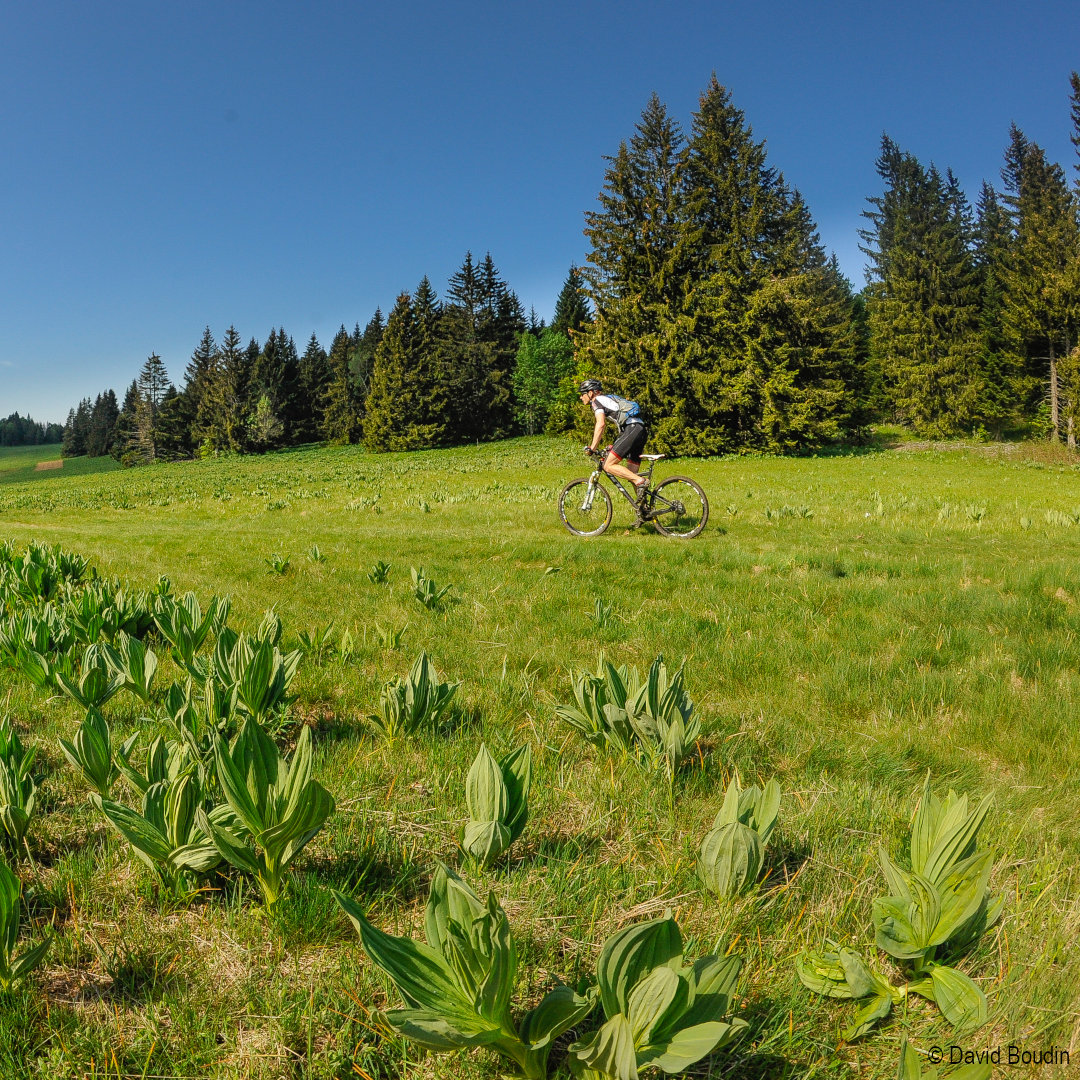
top-left (579, 454), bottom-right (681, 520)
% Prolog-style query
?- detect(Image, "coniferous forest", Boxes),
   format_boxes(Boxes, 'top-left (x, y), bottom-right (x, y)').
top-left (59, 72), bottom-right (1080, 462)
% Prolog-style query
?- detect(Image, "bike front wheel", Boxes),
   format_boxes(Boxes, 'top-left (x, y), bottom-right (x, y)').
top-left (558, 478), bottom-right (613, 537)
top-left (649, 476), bottom-right (709, 538)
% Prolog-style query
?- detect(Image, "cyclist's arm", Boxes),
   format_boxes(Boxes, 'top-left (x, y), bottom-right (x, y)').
top-left (587, 409), bottom-right (607, 452)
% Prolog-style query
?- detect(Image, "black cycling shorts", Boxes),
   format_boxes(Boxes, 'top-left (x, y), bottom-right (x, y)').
top-left (608, 423), bottom-right (648, 464)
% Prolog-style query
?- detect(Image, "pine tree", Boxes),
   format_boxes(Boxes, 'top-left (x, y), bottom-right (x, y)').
top-left (347, 309), bottom-right (384, 422)
top-left (860, 138), bottom-right (983, 436)
top-left (184, 327), bottom-right (218, 442)
top-left (86, 390), bottom-right (120, 457)
top-left (551, 265), bottom-right (591, 335)
top-left (973, 182), bottom-right (1027, 434)
top-left (201, 326), bottom-right (248, 453)
top-left (999, 133), bottom-right (1080, 441)
top-left (578, 93), bottom-right (689, 444)
top-left (132, 353), bottom-right (171, 462)
top-left (296, 333), bottom-right (329, 443)
top-left (111, 381), bottom-right (140, 462)
top-left (321, 326), bottom-right (360, 444)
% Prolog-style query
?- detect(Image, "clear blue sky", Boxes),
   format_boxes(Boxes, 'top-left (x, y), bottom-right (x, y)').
top-left (2, 0), bottom-right (1078, 422)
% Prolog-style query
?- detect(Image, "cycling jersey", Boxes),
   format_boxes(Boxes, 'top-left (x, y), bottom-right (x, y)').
top-left (592, 393), bottom-right (643, 432)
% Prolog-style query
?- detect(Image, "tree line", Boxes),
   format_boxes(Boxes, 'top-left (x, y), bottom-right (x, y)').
top-left (61, 251), bottom-right (589, 464)
top-left (1, 414), bottom-right (64, 447)
top-left (60, 71), bottom-right (1080, 460)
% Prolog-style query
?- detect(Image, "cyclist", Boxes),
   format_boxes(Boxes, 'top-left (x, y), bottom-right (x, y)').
top-left (578, 379), bottom-right (650, 504)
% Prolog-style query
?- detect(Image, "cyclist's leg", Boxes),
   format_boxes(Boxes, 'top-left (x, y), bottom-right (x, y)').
top-left (605, 426), bottom-right (649, 491)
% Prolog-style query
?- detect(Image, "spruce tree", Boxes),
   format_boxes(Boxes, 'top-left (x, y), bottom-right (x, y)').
top-left (86, 390), bottom-right (120, 457)
top-left (1069, 71), bottom-right (1080, 181)
top-left (112, 381), bottom-right (140, 462)
top-left (551, 265), bottom-right (591, 335)
top-left (278, 332), bottom-right (302, 444)
top-left (201, 326), bottom-right (248, 453)
top-left (578, 94), bottom-right (689, 444)
top-left (579, 78), bottom-right (861, 453)
top-left (184, 327), bottom-right (218, 442)
top-left (999, 134), bottom-right (1080, 440)
top-left (321, 326), bottom-right (360, 444)
top-left (860, 138), bottom-right (983, 436)
top-left (296, 333), bottom-right (329, 443)
top-left (364, 293), bottom-right (421, 451)
top-left (973, 182), bottom-right (1027, 434)
top-left (444, 251), bottom-right (525, 442)
top-left (132, 354), bottom-right (172, 461)
top-left (347, 309), bottom-right (384, 422)
top-left (61, 400), bottom-right (90, 456)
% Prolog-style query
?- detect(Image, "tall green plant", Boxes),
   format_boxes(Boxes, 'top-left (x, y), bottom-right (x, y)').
top-left (698, 772), bottom-right (781, 897)
top-left (556, 655), bottom-right (698, 780)
top-left (567, 914), bottom-right (747, 1079)
top-left (370, 651), bottom-right (458, 739)
top-left (798, 775), bottom-right (1000, 1039)
top-left (58, 709), bottom-right (137, 797)
top-left (334, 864), bottom-right (596, 1079)
top-left (102, 631), bottom-right (159, 703)
top-left (199, 718), bottom-right (334, 909)
top-left (54, 643), bottom-right (125, 708)
top-left (0, 718), bottom-right (36, 855)
top-left (92, 772), bottom-right (227, 897)
top-left (153, 592), bottom-right (227, 666)
top-left (0, 856), bottom-right (51, 990)
top-left (462, 744), bottom-right (531, 867)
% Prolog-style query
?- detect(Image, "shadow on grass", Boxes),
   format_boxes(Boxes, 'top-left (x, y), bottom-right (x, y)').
top-left (512, 830), bottom-right (605, 869)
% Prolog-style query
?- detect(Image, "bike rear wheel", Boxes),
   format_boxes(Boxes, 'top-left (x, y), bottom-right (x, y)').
top-left (558, 478), bottom-right (613, 537)
top-left (649, 476), bottom-right (709, 538)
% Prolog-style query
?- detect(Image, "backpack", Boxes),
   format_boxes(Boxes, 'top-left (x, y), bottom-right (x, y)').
top-left (601, 393), bottom-right (643, 430)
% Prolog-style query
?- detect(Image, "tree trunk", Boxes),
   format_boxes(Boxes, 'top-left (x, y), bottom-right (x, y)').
top-left (1050, 340), bottom-right (1060, 442)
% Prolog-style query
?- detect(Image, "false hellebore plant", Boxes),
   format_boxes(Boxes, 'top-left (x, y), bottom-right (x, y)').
top-left (370, 651), bottom-right (458, 739)
top-left (92, 767), bottom-right (227, 898)
top-left (0, 855), bottom-right (51, 990)
top-left (797, 776), bottom-right (1000, 1039)
top-left (198, 718), bottom-right (334, 909)
top-left (556, 656), bottom-right (699, 783)
top-left (0, 717), bottom-right (36, 855)
top-left (59, 708), bottom-right (137, 797)
top-left (334, 863), bottom-right (595, 1079)
top-left (462, 743), bottom-right (531, 867)
top-left (698, 772), bottom-right (781, 897)
top-left (567, 914), bottom-right (747, 1079)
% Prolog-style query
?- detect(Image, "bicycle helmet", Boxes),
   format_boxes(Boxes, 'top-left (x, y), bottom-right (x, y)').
top-left (578, 379), bottom-right (602, 394)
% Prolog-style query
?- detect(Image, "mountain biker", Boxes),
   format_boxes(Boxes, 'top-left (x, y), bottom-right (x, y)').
top-left (578, 379), bottom-right (650, 503)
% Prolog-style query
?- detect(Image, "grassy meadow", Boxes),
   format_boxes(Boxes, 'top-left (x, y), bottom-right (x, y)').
top-left (1, 435), bottom-right (1079, 1078)
top-left (0, 444), bottom-right (120, 486)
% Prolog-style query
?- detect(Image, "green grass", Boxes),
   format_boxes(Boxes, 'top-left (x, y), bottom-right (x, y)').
top-left (1, 435), bottom-right (1079, 1078)
top-left (0, 443), bottom-right (120, 485)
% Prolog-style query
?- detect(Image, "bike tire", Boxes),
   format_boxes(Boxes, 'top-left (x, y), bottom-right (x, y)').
top-left (558, 478), bottom-right (613, 537)
top-left (649, 476), bottom-right (709, 538)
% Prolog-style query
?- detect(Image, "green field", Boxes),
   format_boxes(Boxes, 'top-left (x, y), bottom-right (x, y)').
top-left (0, 444), bottom-right (120, 486)
top-left (1, 436), bottom-right (1078, 1078)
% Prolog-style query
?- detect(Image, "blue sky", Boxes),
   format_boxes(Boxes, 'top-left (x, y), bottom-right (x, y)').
top-left (2, 0), bottom-right (1078, 422)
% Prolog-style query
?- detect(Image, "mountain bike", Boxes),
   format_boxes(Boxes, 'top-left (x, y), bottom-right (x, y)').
top-left (558, 448), bottom-right (709, 538)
